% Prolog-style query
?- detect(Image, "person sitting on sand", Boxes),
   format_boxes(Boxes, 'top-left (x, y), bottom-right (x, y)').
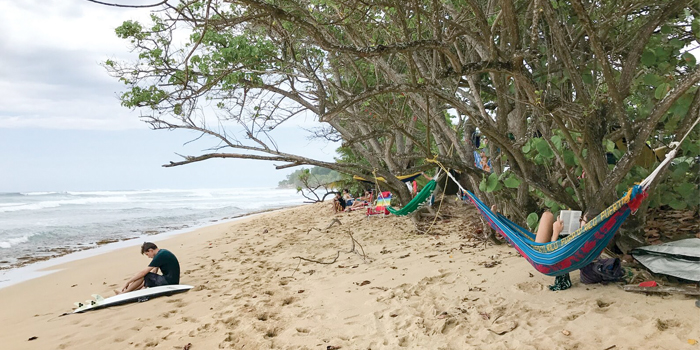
top-left (117, 242), bottom-right (180, 294)
top-left (332, 192), bottom-right (346, 213)
top-left (491, 205), bottom-right (596, 291)
top-left (348, 190), bottom-right (372, 210)
top-left (342, 189), bottom-right (354, 207)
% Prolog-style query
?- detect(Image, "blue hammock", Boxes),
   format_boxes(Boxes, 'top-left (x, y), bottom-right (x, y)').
top-left (464, 185), bottom-right (647, 276)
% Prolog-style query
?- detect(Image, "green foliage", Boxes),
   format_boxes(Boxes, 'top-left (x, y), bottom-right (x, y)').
top-left (278, 167), bottom-right (342, 189)
top-left (503, 175), bottom-right (521, 189)
top-left (120, 86), bottom-right (168, 109)
top-left (115, 20), bottom-right (146, 41)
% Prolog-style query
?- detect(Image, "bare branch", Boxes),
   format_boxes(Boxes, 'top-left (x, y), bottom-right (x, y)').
top-left (85, 0), bottom-right (167, 8)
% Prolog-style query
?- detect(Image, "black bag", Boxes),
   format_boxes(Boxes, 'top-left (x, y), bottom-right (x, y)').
top-left (580, 258), bottom-right (625, 284)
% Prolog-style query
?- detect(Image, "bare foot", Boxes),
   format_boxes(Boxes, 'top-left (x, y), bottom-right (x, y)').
top-left (490, 204), bottom-right (498, 214)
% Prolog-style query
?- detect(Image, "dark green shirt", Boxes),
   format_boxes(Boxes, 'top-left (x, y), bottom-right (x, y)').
top-left (148, 249), bottom-right (180, 285)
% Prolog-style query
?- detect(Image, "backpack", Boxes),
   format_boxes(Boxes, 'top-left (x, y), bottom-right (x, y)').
top-left (580, 258), bottom-right (625, 284)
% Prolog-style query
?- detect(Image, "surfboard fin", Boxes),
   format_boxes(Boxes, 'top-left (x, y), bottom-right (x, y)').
top-left (91, 294), bottom-right (105, 303)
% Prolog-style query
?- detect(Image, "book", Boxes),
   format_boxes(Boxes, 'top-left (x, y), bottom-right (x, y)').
top-left (559, 210), bottom-right (582, 236)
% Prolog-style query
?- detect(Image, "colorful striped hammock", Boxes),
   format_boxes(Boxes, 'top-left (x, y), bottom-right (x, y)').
top-left (463, 185), bottom-right (647, 276)
top-left (387, 179), bottom-right (437, 216)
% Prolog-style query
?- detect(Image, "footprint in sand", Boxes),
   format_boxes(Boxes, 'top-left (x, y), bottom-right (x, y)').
top-left (593, 299), bottom-right (614, 313)
top-left (441, 317), bottom-right (460, 334)
top-left (515, 281), bottom-right (544, 292)
top-left (564, 312), bottom-right (584, 321)
top-left (159, 309), bottom-right (178, 318)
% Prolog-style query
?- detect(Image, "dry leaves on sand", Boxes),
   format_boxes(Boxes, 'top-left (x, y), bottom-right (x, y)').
top-left (483, 260), bottom-right (501, 268)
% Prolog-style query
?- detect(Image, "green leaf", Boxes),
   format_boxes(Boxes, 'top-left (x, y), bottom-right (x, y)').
top-left (675, 183), bottom-right (697, 197)
top-left (535, 139), bottom-right (554, 158)
top-left (527, 212), bottom-right (539, 230)
top-left (643, 73), bottom-right (662, 86)
top-left (563, 150), bottom-right (576, 166)
top-left (668, 199), bottom-right (687, 210)
top-left (604, 139), bottom-right (615, 153)
top-left (655, 83), bottom-right (669, 100)
top-left (479, 178), bottom-right (487, 192)
top-left (534, 154), bottom-right (544, 165)
top-left (682, 52), bottom-right (696, 67)
top-left (486, 173), bottom-right (499, 192)
top-left (522, 141), bottom-right (531, 153)
top-left (551, 135), bottom-right (562, 150)
top-left (693, 19), bottom-right (700, 40)
top-left (655, 47), bottom-right (670, 59)
top-left (660, 191), bottom-right (675, 205)
top-left (504, 176), bottom-right (521, 188)
top-left (581, 72), bottom-right (593, 84)
top-left (550, 204), bottom-right (561, 216)
top-left (669, 38), bottom-right (684, 49)
top-left (641, 51), bottom-right (656, 66)
top-left (671, 162), bottom-right (690, 180)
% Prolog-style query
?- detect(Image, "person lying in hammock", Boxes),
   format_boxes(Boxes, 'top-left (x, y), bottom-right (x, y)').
top-left (491, 205), bottom-right (597, 291)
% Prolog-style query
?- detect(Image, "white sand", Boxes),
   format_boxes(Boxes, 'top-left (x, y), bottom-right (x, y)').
top-left (1, 203), bottom-right (698, 350)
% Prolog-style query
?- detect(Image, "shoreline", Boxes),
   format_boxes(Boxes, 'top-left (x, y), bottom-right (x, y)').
top-left (0, 204), bottom-right (304, 290)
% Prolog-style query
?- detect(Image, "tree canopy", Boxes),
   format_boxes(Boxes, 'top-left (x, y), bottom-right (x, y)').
top-left (107, 0), bottom-right (700, 235)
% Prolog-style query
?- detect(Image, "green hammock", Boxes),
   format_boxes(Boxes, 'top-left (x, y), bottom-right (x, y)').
top-left (387, 179), bottom-right (437, 216)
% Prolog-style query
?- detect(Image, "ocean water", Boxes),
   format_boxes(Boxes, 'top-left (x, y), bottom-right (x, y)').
top-left (0, 188), bottom-right (305, 270)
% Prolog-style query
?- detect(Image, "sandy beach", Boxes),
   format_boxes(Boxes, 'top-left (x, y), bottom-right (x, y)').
top-left (1, 203), bottom-right (698, 350)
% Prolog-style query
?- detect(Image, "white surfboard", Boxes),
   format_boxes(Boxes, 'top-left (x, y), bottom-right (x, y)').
top-left (73, 284), bottom-right (193, 313)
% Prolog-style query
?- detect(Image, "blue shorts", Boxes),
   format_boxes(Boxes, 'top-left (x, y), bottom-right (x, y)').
top-left (144, 272), bottom-right (169, 287)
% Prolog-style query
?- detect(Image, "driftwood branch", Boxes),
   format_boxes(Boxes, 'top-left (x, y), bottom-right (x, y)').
top-left (622, 285), bottom-right (700, 296)
top-left (293, 220), bottom-right (367, 275)
top-left (292, 251), bottom-right (341, 265)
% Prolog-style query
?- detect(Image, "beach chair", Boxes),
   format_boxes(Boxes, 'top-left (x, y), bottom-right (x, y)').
top-left (366, 191), bottom-right (391, 217)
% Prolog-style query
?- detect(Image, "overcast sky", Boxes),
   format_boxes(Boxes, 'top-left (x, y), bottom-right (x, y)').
top-left (0, 1), bottom-right (338, 192)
